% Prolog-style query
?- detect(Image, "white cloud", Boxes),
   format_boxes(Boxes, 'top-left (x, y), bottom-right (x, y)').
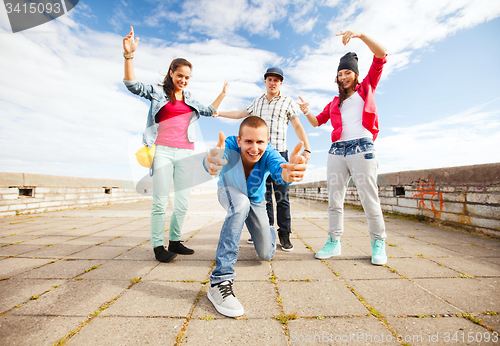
top-left (288, 0), bottom-right (500, 92)
top-left (0, 11), bottom-right (281, 180)
top-left (377, 98), bottom-right (500, 173)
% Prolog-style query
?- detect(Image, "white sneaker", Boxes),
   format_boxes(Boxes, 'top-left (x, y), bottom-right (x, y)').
top-left (207, 281), bottom-right (244, 317)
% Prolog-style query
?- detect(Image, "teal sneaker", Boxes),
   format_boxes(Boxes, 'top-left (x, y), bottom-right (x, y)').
top-left (371, 239), bottom-right (387, 265)
top-left (315, 237), bottom-right (341, 259)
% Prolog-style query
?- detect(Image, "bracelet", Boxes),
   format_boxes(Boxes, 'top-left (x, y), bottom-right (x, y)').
top-left (303, 149), bottom-right (311, 153)
top-left (123, 52), bottom-right (134, 59)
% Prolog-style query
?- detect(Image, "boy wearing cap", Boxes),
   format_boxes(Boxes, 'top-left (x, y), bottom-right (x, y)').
top-left (204, 116), bottom-right (307, 317)
top-left (215, 67), bottom-right (311, 251)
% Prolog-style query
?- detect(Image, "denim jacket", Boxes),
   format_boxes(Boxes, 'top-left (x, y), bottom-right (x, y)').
top-left (123, 79), bottom-right (216, 147)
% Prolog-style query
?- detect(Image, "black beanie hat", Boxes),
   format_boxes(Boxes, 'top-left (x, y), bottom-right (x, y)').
top-left (337, 52), bottom-right (359, 75)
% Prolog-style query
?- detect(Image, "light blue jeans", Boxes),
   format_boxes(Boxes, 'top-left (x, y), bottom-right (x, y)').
top-left (210, 186), bottom-right (276, 284)
top-left (151, 145), bottom-right (194, 247)
top-left (327, 138), bottom-right (386, 243)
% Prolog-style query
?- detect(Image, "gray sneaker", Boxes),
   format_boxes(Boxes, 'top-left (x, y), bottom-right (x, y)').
top-left (207, 281), bottom-right (244, 317)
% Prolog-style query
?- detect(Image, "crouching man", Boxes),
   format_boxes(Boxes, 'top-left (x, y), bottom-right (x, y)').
top-left (203, 116), bottom-right (307, 317)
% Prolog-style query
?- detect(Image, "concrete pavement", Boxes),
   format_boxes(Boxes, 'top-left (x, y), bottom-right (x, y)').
top-left (0, 193), bottom-right (499, 345)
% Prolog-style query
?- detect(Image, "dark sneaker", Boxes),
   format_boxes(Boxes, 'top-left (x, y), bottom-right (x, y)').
top-left (247, 238), bottom-right (253, 244)
top-left (207, 281), bottom-right (244, 317)
top-left (153, 246), bottom-right (177, 263)
top-left (278, 231), bottom-right (294, 251)
top-left (168, 240), bottom-right (194, 255)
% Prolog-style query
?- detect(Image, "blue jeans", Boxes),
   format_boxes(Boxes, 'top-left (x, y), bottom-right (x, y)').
top-left (265, 151), bottom-right (291, 233)
top-left (210, 186), bottom-right (276, 284)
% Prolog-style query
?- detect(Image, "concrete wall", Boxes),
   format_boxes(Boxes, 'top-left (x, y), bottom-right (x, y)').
top-left (0, 172), bottom-right (153, 217)
top-left (289, 163), bottom-right (500, 236)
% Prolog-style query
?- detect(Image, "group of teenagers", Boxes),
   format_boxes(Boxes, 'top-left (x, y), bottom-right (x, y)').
top-left (123, 27), bottom-right (388, 318)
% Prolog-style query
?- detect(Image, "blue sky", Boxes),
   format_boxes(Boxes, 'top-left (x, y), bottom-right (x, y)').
top-left (1, 0), bottom-right (500, 185)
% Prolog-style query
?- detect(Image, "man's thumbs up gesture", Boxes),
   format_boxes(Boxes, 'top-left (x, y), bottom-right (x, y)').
top-left (206, 131), bottom-right (228, 175)
top-left (280, 141), bottom-right (307, 183)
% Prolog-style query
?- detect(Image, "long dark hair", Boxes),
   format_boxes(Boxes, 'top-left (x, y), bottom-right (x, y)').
top-left (336, 74), bottom-right (359, 107)
top-left (161, 58), bottom-right (192, 105)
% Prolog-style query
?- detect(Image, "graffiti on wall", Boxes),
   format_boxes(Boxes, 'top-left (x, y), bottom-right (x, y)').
top-left (413, 179), bottom-right (443, 217)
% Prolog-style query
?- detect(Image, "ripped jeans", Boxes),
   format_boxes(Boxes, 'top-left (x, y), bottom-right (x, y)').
top-left (326, 138), bottom-right (386, 242)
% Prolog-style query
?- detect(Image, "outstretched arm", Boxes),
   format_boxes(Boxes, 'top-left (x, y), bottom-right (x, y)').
top-left (123, 26), bottom-right (139, 80)
top-left (280, 141), bottom-right (307, 183)
top-left (336, 31), bottom-right (386, 58)
top-left (213, 109), bottom-right (248, 119)
top-left (297, 97), bottom-right (319, 127)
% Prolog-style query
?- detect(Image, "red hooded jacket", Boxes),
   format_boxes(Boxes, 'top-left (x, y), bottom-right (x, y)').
top-left (316, 54), bottom-right (387, 142)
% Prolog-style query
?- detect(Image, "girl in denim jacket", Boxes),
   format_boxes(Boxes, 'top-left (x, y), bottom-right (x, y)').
top-left (298, 30), bottom-right (388, 265)
top-left (123, 26), bottom-right (228, 263)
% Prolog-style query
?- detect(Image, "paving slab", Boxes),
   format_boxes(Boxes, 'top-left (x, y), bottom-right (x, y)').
top-left (434, 256), bottom-right (500, 277)
top-left (0, 315), bottom-right (82, 346)
top-left (18, 259), bottom-right (104, 279)
top-left (387, 316), bottom-right (494, 346)
top-left (278, 280), bottom-right (368, 317)
top-left (414, 278), bottom-right (500, 313)
top-left (21, 244), bottom-right (92, 258)
top-left (234, 259), bottom-right (273, 281)
top-left (0, 278), bottom-right (64, 313)
top-left (114, 242), bottom-right (155, 261)
top-left (0, 244), bottom-right (43, 257)
top-left (101, 281), bottom-right (201, 317)
top-left (182, 318), bottom-right (288, 345)
top-left (272, 259), bottom-right (337, 281)
top-left (143, 260), bottom-right (212, 282)
top-left (287, 316), bottom-right (400, 345)
top-left (10, 279), bottom-right (130, 317)
top-left (66, 316), bottom-right (183, 346)
top-left (481, 314), bottom-right (500, 332)
top-left (327, 259), bottom-right (401, 280)
top-left (0, 193), bottom-right (498, 345)
top-left (0, 257), bottom-right (54, 279)
top-left (387, 257), bottom-right (460, 278)
top-left (346, 278), bottom-right (460, 316)
top-left (79, 259), bottom-right (157, 281)
top-left (66, 245), bottom-right (131, 260)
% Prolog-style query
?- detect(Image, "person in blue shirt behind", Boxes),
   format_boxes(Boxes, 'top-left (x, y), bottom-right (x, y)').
top-left (203, 116), bottom-right (307, 317)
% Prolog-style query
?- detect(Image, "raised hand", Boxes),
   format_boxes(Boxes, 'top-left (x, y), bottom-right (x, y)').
top-left (297, 96), bottom-right (309, 114)
top-left (280, 141), bottom-right (307, 183)
top-left (336, 30), bottom-right (362, 46)
top-left (221, 80), bottom-right (229, 95)
top-left (123, 26), bottom-right (139, 55)
top-left (206, 131), bottom-right (228, 175)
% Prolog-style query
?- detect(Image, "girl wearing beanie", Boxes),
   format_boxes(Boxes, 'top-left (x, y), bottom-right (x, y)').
top-left (298, 31), bottom-right (388, 265)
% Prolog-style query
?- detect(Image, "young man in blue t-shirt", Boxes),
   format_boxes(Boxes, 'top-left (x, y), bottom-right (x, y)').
top-left (204, 116), bottom-right (307, 317)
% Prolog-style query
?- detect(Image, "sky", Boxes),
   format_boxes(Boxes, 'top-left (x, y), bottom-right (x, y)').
top-left (1, 0), bottom-right (500, 186)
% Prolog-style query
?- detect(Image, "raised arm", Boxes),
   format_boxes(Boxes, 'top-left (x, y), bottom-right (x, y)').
top-left (210, 81), bottom-right (229, 110)
top-left (297, 97), bottom-right (319, 127)
top-left (336, 31), bottom-right (386, 58)
top-left (123, 26), bottom-right (140, 80)
top-left (290, 117), bottom-right (311, 163)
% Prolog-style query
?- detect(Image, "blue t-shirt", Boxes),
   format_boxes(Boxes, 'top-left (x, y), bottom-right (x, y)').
top-left (206, 136), bottom-right (289, 203)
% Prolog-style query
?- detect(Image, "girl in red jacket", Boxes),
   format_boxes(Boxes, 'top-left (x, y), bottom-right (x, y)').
top-left (298, 30), bottom-right (388, 265)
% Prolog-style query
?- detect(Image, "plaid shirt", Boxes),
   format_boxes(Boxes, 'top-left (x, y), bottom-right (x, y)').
top-left (246, 93), bottom-right (300, 152)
